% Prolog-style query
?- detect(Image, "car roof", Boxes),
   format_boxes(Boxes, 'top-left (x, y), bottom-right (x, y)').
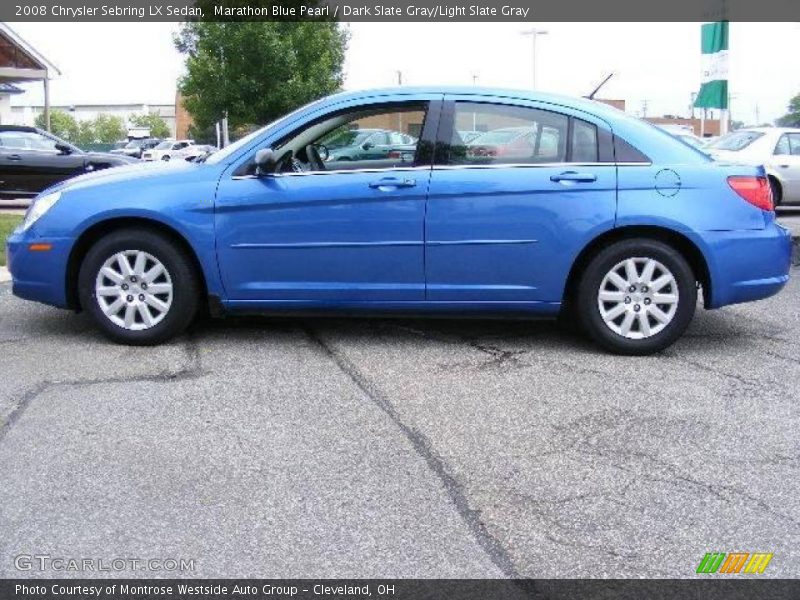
top-left (741, 127), bottom-right (800, 133)
top-left (331, 86), bottom-right (629, 120)
top-left (0, 125), bottom-right (39, 133)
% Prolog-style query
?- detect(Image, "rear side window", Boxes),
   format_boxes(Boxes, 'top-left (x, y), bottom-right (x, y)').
top-left (446, 102), bottom-right (568, 165)
top-left (613, 135), bottom-right (650, 163)
top-left (571, 119), bottom-right (598, 162)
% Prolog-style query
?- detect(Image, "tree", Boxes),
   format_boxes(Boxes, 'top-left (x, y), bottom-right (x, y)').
top-left (92, 114), bottom-right (126, 143)
top-left (130, 112), bottom-right (171, 138)
top-left (174, 21), bottom-right (348, 130)
top-left (75, 120), bottom-right (96, 148)
top-left (776, 93), bottom-right (800, 127)
top-left (35, 109), bottom-right (79, 142)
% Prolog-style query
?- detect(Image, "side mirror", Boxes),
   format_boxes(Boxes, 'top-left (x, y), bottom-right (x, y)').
top-left (254, 148), bottom-right (276, 175)
top-left (55, 142), bottom-right (72, 155)
top-left (362, 142), bottom-right (374, 150)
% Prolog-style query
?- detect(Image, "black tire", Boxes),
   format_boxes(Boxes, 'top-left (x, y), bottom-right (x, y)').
top-left (161, 155), bottom-right (171, 161)
top-left (769, 177), bottom-right (782, 208)
top-left (78, 228), bottom-right (200, 345)
top-left (576, 239), bottom-right (697, 355)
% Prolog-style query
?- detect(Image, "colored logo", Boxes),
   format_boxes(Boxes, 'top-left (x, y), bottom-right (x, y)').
top-left (696, 552), bottom-right (773, 574)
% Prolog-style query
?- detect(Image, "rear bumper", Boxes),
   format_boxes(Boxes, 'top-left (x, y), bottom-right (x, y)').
top-left (6, 229), bottom-right (72, 308)
top-left (705, 221), bottom-right (792, 309)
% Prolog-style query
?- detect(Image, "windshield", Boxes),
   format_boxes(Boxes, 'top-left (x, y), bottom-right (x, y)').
top-left (124, 140), bottom-right (143, 149)
top-left (706, 131), bottom-right (763, 152)
top-left (155, 141), bottom-right (172, 150)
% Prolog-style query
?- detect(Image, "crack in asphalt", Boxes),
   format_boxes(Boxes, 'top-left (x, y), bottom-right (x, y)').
top-left (552, 410), bottom-right (800, 530)
top-left (0, 381), bottom-right (49, 444)
top-left (0, 336), bottom-right (203, 444)
top-left (303, 326), bottom-right (522, 579)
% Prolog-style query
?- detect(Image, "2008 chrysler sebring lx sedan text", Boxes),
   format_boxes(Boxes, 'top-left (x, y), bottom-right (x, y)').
top-left (6, 88), bottom-right (792, 354)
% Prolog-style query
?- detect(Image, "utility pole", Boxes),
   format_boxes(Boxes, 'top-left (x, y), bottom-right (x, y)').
top-left (520, 29), bottom-right (548, 90)
top-left (396, 70), bottom-right (403, 86)
top-left (471, 73), bottom-right (479, 130)
top-left (641, 100), bottom-right (649, 118)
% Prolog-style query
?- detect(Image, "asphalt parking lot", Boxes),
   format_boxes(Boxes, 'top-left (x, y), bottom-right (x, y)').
top-left (0, 262), bottom-right (798, 579)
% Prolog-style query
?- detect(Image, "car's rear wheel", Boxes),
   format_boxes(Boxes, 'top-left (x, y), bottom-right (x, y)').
top-left (577, 239), bottom-right (697, 355)
top-left (769, 177), bottom-right (782, 208)
top-left (78, 229), bottom-right (200, 345)
top-left (162, 155), bottom-right (170, 161)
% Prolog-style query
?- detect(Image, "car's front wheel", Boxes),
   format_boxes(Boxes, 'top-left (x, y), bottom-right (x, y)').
top-left (161, 155), bottom-right (171, 161)
top-left (577, 239), bottom-right (697, 355)
top-left (78, 229), bottom-right (200, 345)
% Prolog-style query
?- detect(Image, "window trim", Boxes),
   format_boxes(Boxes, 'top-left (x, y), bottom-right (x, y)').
top-left (434, 99), bottom-right (631, 168)
top-left (231, 99), bottom-right (442, 179)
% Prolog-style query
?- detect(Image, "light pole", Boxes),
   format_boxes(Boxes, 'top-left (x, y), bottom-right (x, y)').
top-left (471, 73), bottom-right (478, 130)
top-left (520, 28), bottom-right (548, 90)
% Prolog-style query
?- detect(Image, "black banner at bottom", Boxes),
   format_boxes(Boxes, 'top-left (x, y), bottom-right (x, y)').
top-left (2, 579), bottom-right (800, 600)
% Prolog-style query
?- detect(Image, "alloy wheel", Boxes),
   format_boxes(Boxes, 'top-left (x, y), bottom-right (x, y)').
top-left (94, 250), bottom-right (174, 331)
top-left (597, 257), bottom-right (679, 340)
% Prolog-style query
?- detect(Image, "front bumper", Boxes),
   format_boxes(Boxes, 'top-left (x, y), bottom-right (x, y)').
top-left (6, 228), bottom-right (72, 308)
top-left (704, 220), bottom-right (792, 309)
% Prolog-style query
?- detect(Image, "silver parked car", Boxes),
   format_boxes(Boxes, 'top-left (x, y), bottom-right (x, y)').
top-left (705, 127), bottom-right (800, 206)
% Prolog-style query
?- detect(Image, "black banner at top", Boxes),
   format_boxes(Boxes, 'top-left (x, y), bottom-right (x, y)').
top-left (3, 0), bottom-right (800, 22)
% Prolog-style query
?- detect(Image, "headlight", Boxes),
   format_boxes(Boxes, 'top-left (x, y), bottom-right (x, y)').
top-left (21, 191), bottom-right (61, 232)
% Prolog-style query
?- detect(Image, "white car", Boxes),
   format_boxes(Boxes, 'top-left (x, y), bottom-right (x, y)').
top-left (705, 127), bottom-right (800, 206)
top-left (141, 139), bottom-right (195, 162)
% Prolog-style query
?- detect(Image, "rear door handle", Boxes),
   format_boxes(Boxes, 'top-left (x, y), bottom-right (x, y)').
top-left (369, 177), bottom-right (416, 190)
top-left (5, 154), bottom-right (21, 161)
top-left (550, 171), bottom-right (597, 183)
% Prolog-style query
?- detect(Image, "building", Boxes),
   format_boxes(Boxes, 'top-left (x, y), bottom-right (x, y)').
top-left (645, 116), bottom-right (723, 137)
top-left (0, 22), bottom-right (59, 128)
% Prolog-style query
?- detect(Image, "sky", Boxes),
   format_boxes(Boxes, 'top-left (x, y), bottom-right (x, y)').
top-left (8, 21), bottom-right (800, 125)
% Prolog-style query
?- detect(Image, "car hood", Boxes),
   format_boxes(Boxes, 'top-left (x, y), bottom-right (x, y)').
top-left (45, 160), bottom-right (201, 195)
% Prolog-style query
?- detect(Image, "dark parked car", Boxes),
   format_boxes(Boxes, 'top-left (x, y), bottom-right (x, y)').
top-left (110, 137), bottom-right (162, 159)
top-left (0, 125), bottom-right (137, 198)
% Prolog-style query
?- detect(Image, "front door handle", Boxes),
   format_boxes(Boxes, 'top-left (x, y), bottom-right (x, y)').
top-left (369, 177), bottom-right (416, 190)
top-left (550, 171), bottom-right (597, 184)
top-left (5, 154), bottom-right (22, 161)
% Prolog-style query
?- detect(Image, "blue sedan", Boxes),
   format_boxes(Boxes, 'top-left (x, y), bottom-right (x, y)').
top-left (5, 87), bottom-right (792, 354)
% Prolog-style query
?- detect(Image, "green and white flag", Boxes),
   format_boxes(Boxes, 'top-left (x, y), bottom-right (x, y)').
top-left (694, 21), bottom-right (729, 109)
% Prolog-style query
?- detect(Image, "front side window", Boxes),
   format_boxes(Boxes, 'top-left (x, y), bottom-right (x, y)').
top-left (0, 131), bottom-right (58, 152)
top-left (776, 133), bottom-right (800, 156)
top-left (250, 102), bottom-right (429, 175)
top-left (446, 102), bottom-right (569, 165)
top-left (791, 134), bottom-right (800, 156)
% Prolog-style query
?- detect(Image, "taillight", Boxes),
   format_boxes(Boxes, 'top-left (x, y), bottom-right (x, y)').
top-left (727, 176), bottom-right (773, 211)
